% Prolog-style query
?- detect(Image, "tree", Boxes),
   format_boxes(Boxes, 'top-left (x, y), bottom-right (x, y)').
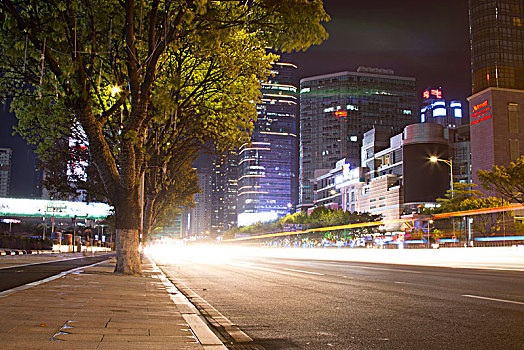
top-left (459, 197), bottom-right (511, 236)
top-left (432, 182), bottom-right (484, 213)
top-left (0, 1), bottom-right (329, 274)
top-left (478, 156), bottom-right (524, 204)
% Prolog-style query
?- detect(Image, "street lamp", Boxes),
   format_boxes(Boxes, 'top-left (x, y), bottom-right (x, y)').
top-left (429, 156), bottom-right (454, 199)
top-left (430, 155), bottom-right (456, 244)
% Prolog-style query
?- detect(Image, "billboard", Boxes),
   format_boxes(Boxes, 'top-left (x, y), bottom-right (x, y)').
top-left (0, 198), bottom-right (112, 219)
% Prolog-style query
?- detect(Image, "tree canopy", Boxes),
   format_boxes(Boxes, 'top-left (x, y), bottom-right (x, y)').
top-left (225, 208), bottom-right (382, 239)
top-left (478, 155), bottom-right (524, 204)
top-left (0, 0), bottom-right (329, 274)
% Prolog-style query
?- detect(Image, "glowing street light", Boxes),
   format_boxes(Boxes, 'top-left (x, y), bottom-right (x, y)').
top-left (110, 85), bottom-right (122, 97)
top-left (430, 155), bottom-right (456, 244)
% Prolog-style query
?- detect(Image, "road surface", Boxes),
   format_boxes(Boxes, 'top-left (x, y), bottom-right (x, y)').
top-left (0, 253), bottom-right (114, 292)
top-left (158, 252), bottom-right (524, 349)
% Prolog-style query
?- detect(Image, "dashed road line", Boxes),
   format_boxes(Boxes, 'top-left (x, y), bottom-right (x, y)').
top-left (462, 294), bottom-right (524, 306)
top-left (283, 267), bottom-right (325, 276)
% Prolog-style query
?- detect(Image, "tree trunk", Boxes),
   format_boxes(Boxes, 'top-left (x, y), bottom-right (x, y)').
top-left (114, 192), bottom-right (142, 275)
top-left (143, 194), bottom-right (156, 241)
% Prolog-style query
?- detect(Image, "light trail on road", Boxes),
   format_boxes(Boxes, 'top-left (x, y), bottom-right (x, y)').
top-left (223, 203), bottom-right (524, 243)
top-left (154, 248), bottom-right (524, 349)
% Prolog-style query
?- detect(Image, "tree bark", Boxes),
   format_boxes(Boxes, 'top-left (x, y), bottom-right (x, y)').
top-left (114, 190), bottom-right (142, 275)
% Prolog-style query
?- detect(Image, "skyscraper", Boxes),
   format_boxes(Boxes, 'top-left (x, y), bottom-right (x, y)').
top-left (188, 168), bottom-right (212, 237)
top-left (236, 52), bottom-right (298, 226)
top-left (211, 151), bottom-right (238, 233)
top-left (299, 67), bottom-right (417, 211)
top-left (0, 148), bottom-right (13, 197)
top-left (468, 0), bottom-right (524, 184)
top-left (469, 0), bottom-right (524, 93)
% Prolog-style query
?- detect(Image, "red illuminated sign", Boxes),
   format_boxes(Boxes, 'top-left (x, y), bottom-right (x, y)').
top-left (470, 100), bottom-right (492, 126)
top-left (423, 89), bottom-right (442, 99)
top-left (472, 100), bottom-right (488, 112)
top-left (335, 111), bottom-right (347, 118)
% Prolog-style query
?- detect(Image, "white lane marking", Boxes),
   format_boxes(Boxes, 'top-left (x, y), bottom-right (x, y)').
top-left (462, 294), bottom-right (524, 306)
top-left (283, 268), bottom-right (325, 276)
top-left (277, 261), bottom-right (425, 274)
top-left (0, 259), bottom-right (111, 298)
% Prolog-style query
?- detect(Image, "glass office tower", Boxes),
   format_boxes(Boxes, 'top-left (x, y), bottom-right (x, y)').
top-left (299, 67), bottom-right (417, 211)
top-left (469, 0), bottom-right (524, 93)
top-left (236, 52), bottom-right (298, 226)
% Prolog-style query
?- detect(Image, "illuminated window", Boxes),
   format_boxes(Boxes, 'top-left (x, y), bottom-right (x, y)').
top-left (513, 17), bottom-right (522, 27)
top-left (433, 108), bottom-right (446, 117)
top-left (454, 109), bottom-right (462, 118)
top-left (350, 136), bottom-right (358, 142)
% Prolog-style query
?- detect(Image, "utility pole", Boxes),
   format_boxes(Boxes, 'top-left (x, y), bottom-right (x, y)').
top-left (72, 215), bottom-right (77, 253)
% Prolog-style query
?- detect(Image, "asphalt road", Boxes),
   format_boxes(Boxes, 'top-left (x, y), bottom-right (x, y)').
top-left (159, 255), bottom-right (524, 350)
top-left (0, 254), bottom-right (114, 292)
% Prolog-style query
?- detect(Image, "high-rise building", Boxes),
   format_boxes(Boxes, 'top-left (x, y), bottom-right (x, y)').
top-left (188, 168), bottom-right (212, 237)
top-left (469, 0), bottom-right (524, 93)
top-left (0, 148), bottom-right (13, 197)
top-left (299, 67), bottom-right (417, 211)
top-left (468, 88), bottom-right (524, 183)
top-left (211, 151), bottom-right (238, 234)
top-left (468, 0), bottom-right (524, 184)
top-left (236, 52), bottom-right (298, 226)
top-left (420, 87), bottom-right (464, 128)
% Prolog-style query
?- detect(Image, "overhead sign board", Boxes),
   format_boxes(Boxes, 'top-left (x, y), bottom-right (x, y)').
top-left (0, 198), bottom-right (112, 219)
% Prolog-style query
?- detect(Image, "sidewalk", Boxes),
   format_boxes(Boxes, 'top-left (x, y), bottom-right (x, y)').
top-left (0, 256), bottom-right (226, 349)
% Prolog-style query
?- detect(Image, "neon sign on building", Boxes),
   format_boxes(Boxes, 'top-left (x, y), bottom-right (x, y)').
top-left (470, 100), bottom-right (492, 126)
top-left (423, 89), bottom-right (443, 99)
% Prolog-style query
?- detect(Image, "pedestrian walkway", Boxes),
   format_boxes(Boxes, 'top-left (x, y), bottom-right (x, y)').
top-left (0, 255), bottom-right (226, 349)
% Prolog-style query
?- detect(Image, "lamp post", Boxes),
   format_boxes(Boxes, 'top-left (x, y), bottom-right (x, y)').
top-left (429, 156), bottom-right (453, 199)
top-left (430, 156), bottom-right (455, 243)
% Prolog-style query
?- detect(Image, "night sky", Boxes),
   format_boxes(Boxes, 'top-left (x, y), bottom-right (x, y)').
top-left (295, 0), bottom-right (472, 101)
top-left (1, 0), bottom-right (473, 197)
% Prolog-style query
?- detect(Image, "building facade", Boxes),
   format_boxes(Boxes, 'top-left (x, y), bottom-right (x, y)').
top-left (0, 148), bottom-right (12, 197)
top-left (313, 123), bottom-right (452, 231)
top-left (299, 67), bottom-right (417, 211)
top-left (236, 52), bottom-right (298, 226)
top-left (468, 0), bottom-right (524, 187)
top-left (188, 168), bottom-right (212, 237)
top-left (469, 0), bottom-right (524, 94)
top-left (211, 151), bottom-right (238, 234)
top-left (468, 88), bottom-right (524, 183)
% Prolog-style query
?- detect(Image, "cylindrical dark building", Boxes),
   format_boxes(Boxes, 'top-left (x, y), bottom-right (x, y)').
top-left (402, 123), bottom-right (450, 204)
